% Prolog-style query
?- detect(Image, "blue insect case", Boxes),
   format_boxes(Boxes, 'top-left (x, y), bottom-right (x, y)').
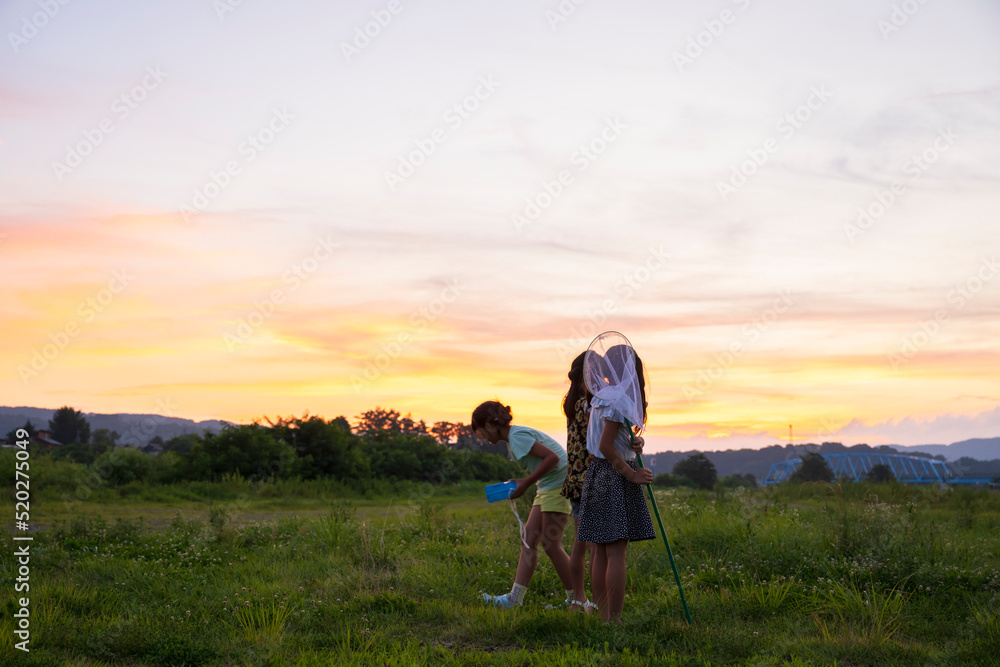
top-left (485, 481), bottom-right (516, 503)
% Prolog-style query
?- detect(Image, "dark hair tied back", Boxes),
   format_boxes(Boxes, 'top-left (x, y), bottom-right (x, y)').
top-left (471, 400), bottom-right (512, 431)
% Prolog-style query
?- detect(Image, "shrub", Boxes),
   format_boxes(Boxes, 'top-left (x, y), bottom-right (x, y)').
top-left (717, 473), bottom-right (757, 488)
top-left (282, 416), bottom-right (369, 481)
top-left (92, 448), bottom-right (155, 486)
top-left (653, 473), bottom-right (694, 488)
top-left (185, 424), bottom-right (296, 481)
top-left (791, 451), bottom-right (834, 483)
top-left (1, 449), bottom-right (83, 497)
top-left (673, 453), bottom-right (717, 490)
top-left (865, 463), bottom-right (896, 483)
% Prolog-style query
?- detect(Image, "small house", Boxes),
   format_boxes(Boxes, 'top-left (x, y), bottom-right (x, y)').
top-left (33, 430), bottom-right (63, 449)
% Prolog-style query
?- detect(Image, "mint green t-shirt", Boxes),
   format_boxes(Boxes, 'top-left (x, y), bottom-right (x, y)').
top-left (506, 425), bottom-right (568, 492)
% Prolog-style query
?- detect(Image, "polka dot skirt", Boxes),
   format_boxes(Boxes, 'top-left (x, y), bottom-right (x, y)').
top-left (576, 457), bottom-right (655, 544)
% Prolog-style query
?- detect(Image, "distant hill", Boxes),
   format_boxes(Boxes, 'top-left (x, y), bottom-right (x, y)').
top-left (894, 437), bottom-right (1000, 462)
top-left (647, 442), bottom-right (877, 481)
top-left (0, 406), bottom-right (224, 447)
top-left (648, 440), bottom-right (998, 482)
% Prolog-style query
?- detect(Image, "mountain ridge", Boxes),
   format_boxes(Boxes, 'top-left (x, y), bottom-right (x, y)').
top-left (0, 406), bottom-right (224, 446)
top-left (646, 438), bottom-right (1000, 481)
top-left (893, 438), bottom-right (1000, 462)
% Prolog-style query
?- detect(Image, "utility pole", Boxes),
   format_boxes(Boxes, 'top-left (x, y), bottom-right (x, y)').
top-left (789, 424), bottom-right (793, 445)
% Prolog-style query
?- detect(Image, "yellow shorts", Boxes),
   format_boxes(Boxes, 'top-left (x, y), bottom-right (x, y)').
top-left (533, 486), bottom-right (572, 514)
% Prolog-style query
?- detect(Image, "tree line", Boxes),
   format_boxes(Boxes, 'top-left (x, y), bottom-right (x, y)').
top-left (9, 406), bottom-right (520, 487)
top-left (653, 452), bottom-right (757, 490)
top-left (15, 407), bottom-right (989, 490)
top-left (651, 451), bottom-right (901, 489)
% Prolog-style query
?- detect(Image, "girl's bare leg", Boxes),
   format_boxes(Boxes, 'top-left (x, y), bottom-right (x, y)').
top-left (513, 506), bottom-right (542, 586)
top-left (539, 511), bottom-right (573, 591)
top-left (568, 516), bottom-right (592, 609)
top-left (591, 543), bottom-right (608, 615)
top-left (604, 539), bottom-right (628, 622)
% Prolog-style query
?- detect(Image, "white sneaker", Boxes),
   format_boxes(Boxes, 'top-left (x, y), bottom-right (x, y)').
top-left (482, 592), bottom-right (521, 609)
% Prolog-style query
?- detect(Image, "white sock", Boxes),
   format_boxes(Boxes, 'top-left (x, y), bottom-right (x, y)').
top-left (510, 583), bottom-right (527, 603)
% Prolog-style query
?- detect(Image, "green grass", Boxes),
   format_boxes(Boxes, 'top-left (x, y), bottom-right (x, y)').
top-left (3, 482), bottom-right (1000, 665)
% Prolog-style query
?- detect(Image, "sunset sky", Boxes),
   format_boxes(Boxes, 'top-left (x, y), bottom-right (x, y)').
top-left (3, 0), bottom-right (999, 451)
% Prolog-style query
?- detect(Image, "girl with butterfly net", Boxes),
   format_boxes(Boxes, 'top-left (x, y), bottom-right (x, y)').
top-left (575, 338), bottom-right (655, 623)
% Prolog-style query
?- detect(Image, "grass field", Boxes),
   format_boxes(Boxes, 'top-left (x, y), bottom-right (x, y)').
top-left (3, 478), bottom-right (1000, 666)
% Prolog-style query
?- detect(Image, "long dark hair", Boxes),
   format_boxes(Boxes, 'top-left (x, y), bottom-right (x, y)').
top-left (635, 353), bottom-right (648, 426)
top-left (563, 352), bottom-right (591, 423)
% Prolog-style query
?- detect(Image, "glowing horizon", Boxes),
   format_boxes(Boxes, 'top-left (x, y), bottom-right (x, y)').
top-left (2, 0), bottom-right (999, 453)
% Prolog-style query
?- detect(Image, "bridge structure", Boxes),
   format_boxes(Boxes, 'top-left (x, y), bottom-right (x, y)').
top-left (761, 452), bottom-right (986, 485)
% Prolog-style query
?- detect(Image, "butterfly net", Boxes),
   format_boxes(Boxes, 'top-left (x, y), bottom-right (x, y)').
top-left (583, 331), bottom-right (645, 434)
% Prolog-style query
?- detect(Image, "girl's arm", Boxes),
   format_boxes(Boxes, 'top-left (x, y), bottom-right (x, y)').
top-left (509, 441), bottom-right (560, 499)
top-left (598, 420), bottom-right (653, 485)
